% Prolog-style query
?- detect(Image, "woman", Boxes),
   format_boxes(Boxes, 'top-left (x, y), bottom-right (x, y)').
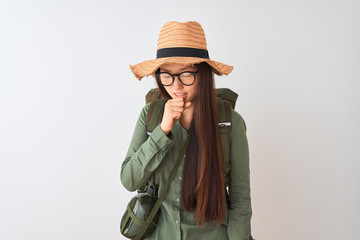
top-left (121, 21), bottom-right (253, 240)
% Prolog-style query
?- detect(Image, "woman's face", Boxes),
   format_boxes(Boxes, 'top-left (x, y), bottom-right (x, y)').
top-left (159, 63), bottom-right (199, 103)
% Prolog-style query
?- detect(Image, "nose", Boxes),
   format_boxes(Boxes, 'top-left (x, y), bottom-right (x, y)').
top-left (172, 76), bottom-right (183, 90)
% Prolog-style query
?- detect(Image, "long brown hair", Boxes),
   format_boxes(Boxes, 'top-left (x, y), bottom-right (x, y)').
top-left (155, 62), bottom-right (225, 225)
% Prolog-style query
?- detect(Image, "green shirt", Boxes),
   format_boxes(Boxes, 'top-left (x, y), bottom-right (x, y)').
top-left (121, 103), bottom-right (252, 240)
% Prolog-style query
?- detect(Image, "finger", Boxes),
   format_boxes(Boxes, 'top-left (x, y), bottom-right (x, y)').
top-left (170, 108), bottom-right (185, 114)
top-left (173, 112), bottom-right (182, 119)
top-left (184, 102), bottom-right (192, 109)
top-left (169, 97), bottom-right (184, 102)
top-left (168, 103), bottom-right (184, 110)
top-left (168, 98), bottom-right (184, 106)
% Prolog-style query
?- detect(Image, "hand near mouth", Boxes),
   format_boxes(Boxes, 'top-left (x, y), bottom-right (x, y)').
top-left (160, 97), bottom-right (192, 135)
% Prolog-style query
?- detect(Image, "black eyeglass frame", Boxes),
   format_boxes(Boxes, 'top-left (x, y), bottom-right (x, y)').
top-left (155, 71), bottom-right (198, 86)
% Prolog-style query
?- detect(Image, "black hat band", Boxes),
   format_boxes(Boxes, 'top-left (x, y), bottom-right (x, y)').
top-left (156, 47), bottom-right (209, 59)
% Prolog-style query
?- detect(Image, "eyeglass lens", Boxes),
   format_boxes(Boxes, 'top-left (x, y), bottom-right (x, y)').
top-left (159, 72), bottom-right (196, 86)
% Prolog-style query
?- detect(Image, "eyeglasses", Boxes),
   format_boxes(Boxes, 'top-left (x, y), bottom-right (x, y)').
top-left (156, 71), bottom-right (198, 86)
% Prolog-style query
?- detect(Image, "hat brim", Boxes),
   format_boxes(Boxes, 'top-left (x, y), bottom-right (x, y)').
top-left (130, 57), bottom-right (233, 81)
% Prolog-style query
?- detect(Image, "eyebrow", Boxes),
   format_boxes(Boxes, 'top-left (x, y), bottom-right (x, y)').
top-left (160, 66), bottom-right (196, 72)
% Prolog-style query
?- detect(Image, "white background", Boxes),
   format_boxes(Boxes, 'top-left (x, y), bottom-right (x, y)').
top-left (1, 0), bottom-right (359, 239)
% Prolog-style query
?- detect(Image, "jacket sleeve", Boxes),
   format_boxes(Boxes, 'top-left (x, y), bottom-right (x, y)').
top-left (227, 110), bottom-right (253, 240)
top-left (121, 104), bottom-right (175, 191)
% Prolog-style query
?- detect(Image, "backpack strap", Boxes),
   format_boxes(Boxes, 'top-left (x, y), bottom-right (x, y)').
top-left (145, 88), bottom-right (163, 104)
top-left (134, 134), bottom-right (190, 240)
top-left (216, 88), bottom-right (238, 109)
top-left (217, 99), bottom-right (232, 187)
top-left (146, 99), bottom-right (166, 135)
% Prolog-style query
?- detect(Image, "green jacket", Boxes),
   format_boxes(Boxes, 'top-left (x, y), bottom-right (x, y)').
top-left (121, 103), bottom-right (252, 240)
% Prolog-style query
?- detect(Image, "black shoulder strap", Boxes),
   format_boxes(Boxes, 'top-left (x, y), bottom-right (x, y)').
top-left (134, 134), bottom-right (190, 240)
top-left (217, 99), bottom-right (232, 187)
top-left (146, 99), bottom-right (166, 135)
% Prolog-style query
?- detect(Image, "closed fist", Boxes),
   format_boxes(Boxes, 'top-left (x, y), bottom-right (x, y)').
top-left (160, 98), bottom-right (192, 135)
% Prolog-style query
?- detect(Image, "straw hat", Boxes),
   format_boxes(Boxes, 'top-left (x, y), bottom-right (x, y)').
top-left (129, 21), bottom-right (233, 80)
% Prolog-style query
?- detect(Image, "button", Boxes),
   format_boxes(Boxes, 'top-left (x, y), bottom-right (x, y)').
top-left (176, 198), bottom-right (180, 202)
top-left (178, 176), bottom-right (182, 181)
top-left (175, 220), bottom-right (179, 224)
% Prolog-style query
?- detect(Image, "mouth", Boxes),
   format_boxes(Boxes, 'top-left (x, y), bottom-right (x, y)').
top-left (174, 93), bottom-right (187, 98)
